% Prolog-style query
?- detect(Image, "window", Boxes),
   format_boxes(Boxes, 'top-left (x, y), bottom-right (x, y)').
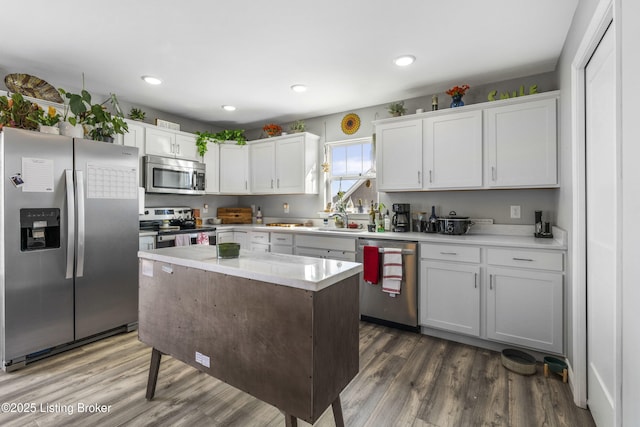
top-left (325, 137), bottom-right (377, 211)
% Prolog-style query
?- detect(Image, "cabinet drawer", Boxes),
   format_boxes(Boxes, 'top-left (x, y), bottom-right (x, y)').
top-left (249, 231), bottom-right (270, 243)
top-left (217, 231), bottom-right (235, 244)
top-left (420, 243), bottom-right (480, 263)
top-left (270, 232), bottom-right (293, 245)
top-left (487, 248), bottom-right (563, 271)
top-left (295, 234), bottom-right (355, 252)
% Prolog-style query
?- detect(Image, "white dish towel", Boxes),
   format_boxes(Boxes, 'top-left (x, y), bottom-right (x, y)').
top-left (175, 234), bottom-right (191, 246)
top-left (382, 248), bottom-right (403, 296)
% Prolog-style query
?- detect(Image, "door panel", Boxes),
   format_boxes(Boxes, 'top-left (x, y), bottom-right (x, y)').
top-left (586, 24), bottom-right (617, 427)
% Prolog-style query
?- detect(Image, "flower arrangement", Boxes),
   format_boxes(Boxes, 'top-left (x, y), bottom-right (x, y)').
top-left (0, 93), bottom-right (40, 131)
top-left (445, 84), bottom-right (470, 97)
top-left (263, 123), bottom-right (282, 137)
top-left (31, 105), bottom-right (61, 127)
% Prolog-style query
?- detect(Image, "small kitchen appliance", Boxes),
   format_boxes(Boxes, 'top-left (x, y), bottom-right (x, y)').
top-left (139, 207), bottom-right (217, 248)
top-left (391, 203), bottom-right (410, 232)
top-left (438, 211), bottom-right (473, 235)
top-left (534, 210), bottom-right (554, 238)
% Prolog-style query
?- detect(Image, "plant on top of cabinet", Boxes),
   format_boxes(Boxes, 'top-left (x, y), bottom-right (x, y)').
top-left (263, 123), bottom-right (283, 137)
top-left (0, 92), bottom-right (40, 131)
top-left (289, 120), bottom-right (305, 133)
top-left (128, 107), bottom-right (146, 121)
top-left (195, 129), bottom-right (247, 157)
top-left (387, 101), bottom-right (406, 117)
top-left (446, 84), bottom-right (470, 108)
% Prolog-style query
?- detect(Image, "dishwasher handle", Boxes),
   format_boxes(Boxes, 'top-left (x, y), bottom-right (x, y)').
top-left (358, 245), bottom-right (415, 255)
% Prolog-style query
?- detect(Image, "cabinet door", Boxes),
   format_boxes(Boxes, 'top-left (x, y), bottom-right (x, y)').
top-left (119, 121), bottom-right (145, 185)
top-left (271, 244), bottom-right (294, 255)
top-left (145, 128), bottom-right (176, 157)
top-left (486, 266), bottom-right (563, 353)
top-left (275, 136), bottom-right (305, 193)
top-left (139, 235), bottom-right (155, 251)
top-left (376, 119), bottom-right (423, 191)
top-left (233, 231), bottom-right (248, 248)
top-left (219, 144), bottom-right (250, 194)
top-left (485, 97), bottom-right (557, 187)
top-left (419, 261), bottom-right (480, 336)
top-left (175, 133), bottom-right (199, 161)
top-left (424, 111), bottom-right (483, 189)
top-left (249, 141), bottom-right (276, 193)
top-left (203, 143), bottom-right (219, 193)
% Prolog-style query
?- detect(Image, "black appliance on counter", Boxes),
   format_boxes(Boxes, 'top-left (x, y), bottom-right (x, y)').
top-left (392, 203), bottom-right (411, 232)
top-left (139, 207), bottom-right (217, 248)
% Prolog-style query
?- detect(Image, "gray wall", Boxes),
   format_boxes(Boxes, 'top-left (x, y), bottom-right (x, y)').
top-left (242, 72), bottom-right (559, 225)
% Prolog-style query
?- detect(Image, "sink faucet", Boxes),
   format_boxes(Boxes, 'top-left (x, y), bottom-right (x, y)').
top-left (328, 210), bottom-right (348, 228)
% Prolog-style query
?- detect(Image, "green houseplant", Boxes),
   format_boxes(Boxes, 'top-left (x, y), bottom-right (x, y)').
top-left (387, 101), bottom-right (406, 117)
top-left (128, 107), bottom-right (146, 121)
top-left (58, 89), bottom-right (128, 142)
top-left (0, 93), bottom-right (40, 131)
top-left (195, 129), bottom-right (247, 157)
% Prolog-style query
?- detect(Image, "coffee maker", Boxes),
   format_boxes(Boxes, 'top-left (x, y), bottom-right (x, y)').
top-left (392, 203), bottom-right (410, 232)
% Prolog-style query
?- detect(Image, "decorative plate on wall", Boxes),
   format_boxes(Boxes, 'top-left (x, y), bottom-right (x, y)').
top-left (4, 73), bottom-right (63, 103)
top-left (341, 113), bottom-right (360, 135)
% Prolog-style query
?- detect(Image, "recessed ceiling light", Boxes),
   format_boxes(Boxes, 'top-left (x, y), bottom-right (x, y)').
top-left (222, 105), bottom-right (236, 111)
top-left (141, 75), bottom-right (162, 85)
top-left (291, 84), bottom-right (308, 93)
top-left (394, 55), bottom-right (416, 67)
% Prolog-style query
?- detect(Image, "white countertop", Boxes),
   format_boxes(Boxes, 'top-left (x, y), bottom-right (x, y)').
top-left (214, 224), bottom-right (567, 250)
top-left (138, 246), bottom-right (363, 292)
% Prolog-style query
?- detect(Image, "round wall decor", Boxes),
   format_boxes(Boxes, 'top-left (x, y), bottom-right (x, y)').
top-left (341, 113), bottom-right (360, 135)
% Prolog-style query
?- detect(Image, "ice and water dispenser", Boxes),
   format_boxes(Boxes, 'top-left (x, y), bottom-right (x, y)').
top-left (20, 208), bottom-right (61, 251)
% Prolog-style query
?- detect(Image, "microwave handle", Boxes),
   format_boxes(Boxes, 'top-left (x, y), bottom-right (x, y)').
top-left (192, 171), bottom-right (196, 190)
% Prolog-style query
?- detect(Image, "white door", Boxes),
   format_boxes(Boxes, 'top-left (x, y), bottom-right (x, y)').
top-left (586, 25), bottom-right (618, 427)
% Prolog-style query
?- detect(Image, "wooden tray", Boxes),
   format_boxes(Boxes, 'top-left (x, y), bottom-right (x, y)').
top-left (217, 207), bottom-right (253, 224)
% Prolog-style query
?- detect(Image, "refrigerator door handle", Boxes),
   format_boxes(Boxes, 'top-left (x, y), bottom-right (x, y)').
top-left (65, 170), bottom-right (76, 279)
top-left (76, 170), bottom-right (86, 277)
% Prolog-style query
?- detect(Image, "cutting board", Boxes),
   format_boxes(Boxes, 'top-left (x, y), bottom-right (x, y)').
top-left (217, 207), bottom-right (253, 224)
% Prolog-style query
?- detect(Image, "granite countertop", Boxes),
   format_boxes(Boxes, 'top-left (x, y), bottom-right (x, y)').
top-left (138, 246), bottom-right (363, 292)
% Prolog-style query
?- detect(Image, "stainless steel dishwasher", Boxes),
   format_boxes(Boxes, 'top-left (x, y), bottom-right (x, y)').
top-left (357, 238), bottom-right (418, 331)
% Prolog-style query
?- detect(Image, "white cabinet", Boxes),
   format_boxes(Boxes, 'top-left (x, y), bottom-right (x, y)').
top-left (423, 110), bottom-right (483, 189)
top-left (145, 127), bottom-right (199, 161)
top-left (271, 232), bottom-right (294, 254)
top-left (249, 133), bottom-right (319, 194)
top-left (484, 97), bottom-right (557, 188)
top-left (219, 144), bottom-right (250, 194)
top-left (217, 230), bottom-right (248, 249)
top-left (249, 231), bottom-right (270, 252)
top-left (203, 143), bottom-right (220, 193)
top-left (375, 119), bottom-right (423, 191)
top-left (139, 235), bottom-right (155, 251)
top-left (116, 120), bottom-right (145, 184)
top-left (419, 244), bottom-right (481, 336)
top-left (486, 248), bottom-right (563, 354)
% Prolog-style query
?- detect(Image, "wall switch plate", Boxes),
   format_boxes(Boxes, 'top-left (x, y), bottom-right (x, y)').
top-left (510, 205), bottom-right (521, 219)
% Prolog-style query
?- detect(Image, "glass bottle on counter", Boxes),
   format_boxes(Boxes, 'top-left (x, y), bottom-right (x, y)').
top-left (428, 206), bottom-right (438, 233)
top-left (256, 206), bottom-right (263, 224)
top-left (384, 210), bottom-right (391, 231)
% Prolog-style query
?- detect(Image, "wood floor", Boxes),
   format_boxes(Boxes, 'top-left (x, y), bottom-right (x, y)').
top-left (0, 321), bottom-right (594, 427)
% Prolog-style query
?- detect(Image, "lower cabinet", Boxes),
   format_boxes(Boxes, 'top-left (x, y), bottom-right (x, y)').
top-left (486, 266), bottom-right (563, 354)
top-left (270, 232), bottom-right (294, 254)
top-left (139, 235), bottom-right (155, 251)
top-left (419, 261), bottom-right (480, 336)
top-left (294, 234), bottom-right (356, 262)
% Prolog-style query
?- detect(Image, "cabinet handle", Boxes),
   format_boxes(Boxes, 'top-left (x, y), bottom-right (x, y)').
top-left (474, 272), bottom-right (477, 288)
top-left (429, 170), bottom-right (433, 183)
top-left (176, 144), bottom-right (180, 155)
top-left (440, 251), bottom-right (458, 255)
top-left (245, 181), bottom-right (248, 190)
top-left (277, 178), bottom-right (280, 188)
top-left (418, 171), bottom-right (421, 184)
top-left (271, 179), bottom-right (274, 189)
top-left (512, 257), bottom-right (534, 262)
top-left (489, 274), bottom-right (493, 290)
top-left (491, 166), bottom-right (496, 181)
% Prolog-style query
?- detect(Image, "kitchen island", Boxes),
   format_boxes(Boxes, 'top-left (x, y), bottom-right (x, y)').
top-left (137, 246), bottom-right (362, 426)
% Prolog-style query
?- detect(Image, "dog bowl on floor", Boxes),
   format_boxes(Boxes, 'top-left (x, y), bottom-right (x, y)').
top-left (501, 348), bottom-right (537, 375)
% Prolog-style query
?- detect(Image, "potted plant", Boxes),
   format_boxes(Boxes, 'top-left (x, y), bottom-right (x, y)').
top-left (262, 123), bottom-right (282, 137)
top-left (0, 93), bottom-right (40, 131)
top-left (195, 129), bottom-right (247, 157)
top-left (128, 107), bottom-right (146, 121)
top-left (58, 89), bottom-right (128, 142)
top-left (387, 101), bottom-right (406, 117)
top-left (30, 105), bottom-right (62, 134)
top-left (289, 120), bottom-right (305, 133)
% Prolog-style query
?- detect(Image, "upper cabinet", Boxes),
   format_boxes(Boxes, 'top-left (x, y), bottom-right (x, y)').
top-left (248, 133), bottom-right (319, 194)
top-left (376, 119), bottom-right (423, 191)
top-left (219, 143), bottom-right (250, 194)
top-left (374, 91), bottom-right (559, 192)
top-left (484, 97), bottom-right (557, 188)
top-left (423, 110), bottom-right (483, 189)
top-left (145, 127), bottom-right (199, 161)
top-left (203, 143), bottom-right (220, 194)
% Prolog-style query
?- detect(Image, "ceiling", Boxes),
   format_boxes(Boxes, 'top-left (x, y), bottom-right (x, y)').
top-left (1, 1), bottom-right (578, 129)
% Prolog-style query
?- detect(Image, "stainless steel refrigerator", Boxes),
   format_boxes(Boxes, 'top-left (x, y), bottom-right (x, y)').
top-left (1, 127), bottom-right (139, 370)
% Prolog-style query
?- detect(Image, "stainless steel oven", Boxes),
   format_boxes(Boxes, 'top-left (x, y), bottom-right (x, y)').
top-left (144, 155), bottom-right (206, 195)
top-left (156, 230), bottom-right (217, 248)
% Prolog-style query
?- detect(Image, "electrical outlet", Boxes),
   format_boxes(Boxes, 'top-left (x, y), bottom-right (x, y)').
top-left (203, 204), bottom-right (209, 214)
top-left (283, 203), bottom-right (289, 214)
top-left (510, 205), bottom-right (521, 219)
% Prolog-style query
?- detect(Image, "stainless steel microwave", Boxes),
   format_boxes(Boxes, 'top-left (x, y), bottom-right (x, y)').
top-left (144, 155), bottom-right (206, 195)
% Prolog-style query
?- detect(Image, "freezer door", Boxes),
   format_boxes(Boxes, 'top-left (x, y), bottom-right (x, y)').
top-left (73, 139), bottom-right (139, 339)
top-left (1, 128), bottom-right (74, 361)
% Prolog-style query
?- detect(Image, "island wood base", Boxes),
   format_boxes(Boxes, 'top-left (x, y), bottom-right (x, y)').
top-left (139, 260), bottom-right (359, 425)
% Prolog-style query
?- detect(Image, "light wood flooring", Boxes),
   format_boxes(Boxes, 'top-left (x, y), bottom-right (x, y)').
top-left (0, 321), bottom-right (595, 427)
